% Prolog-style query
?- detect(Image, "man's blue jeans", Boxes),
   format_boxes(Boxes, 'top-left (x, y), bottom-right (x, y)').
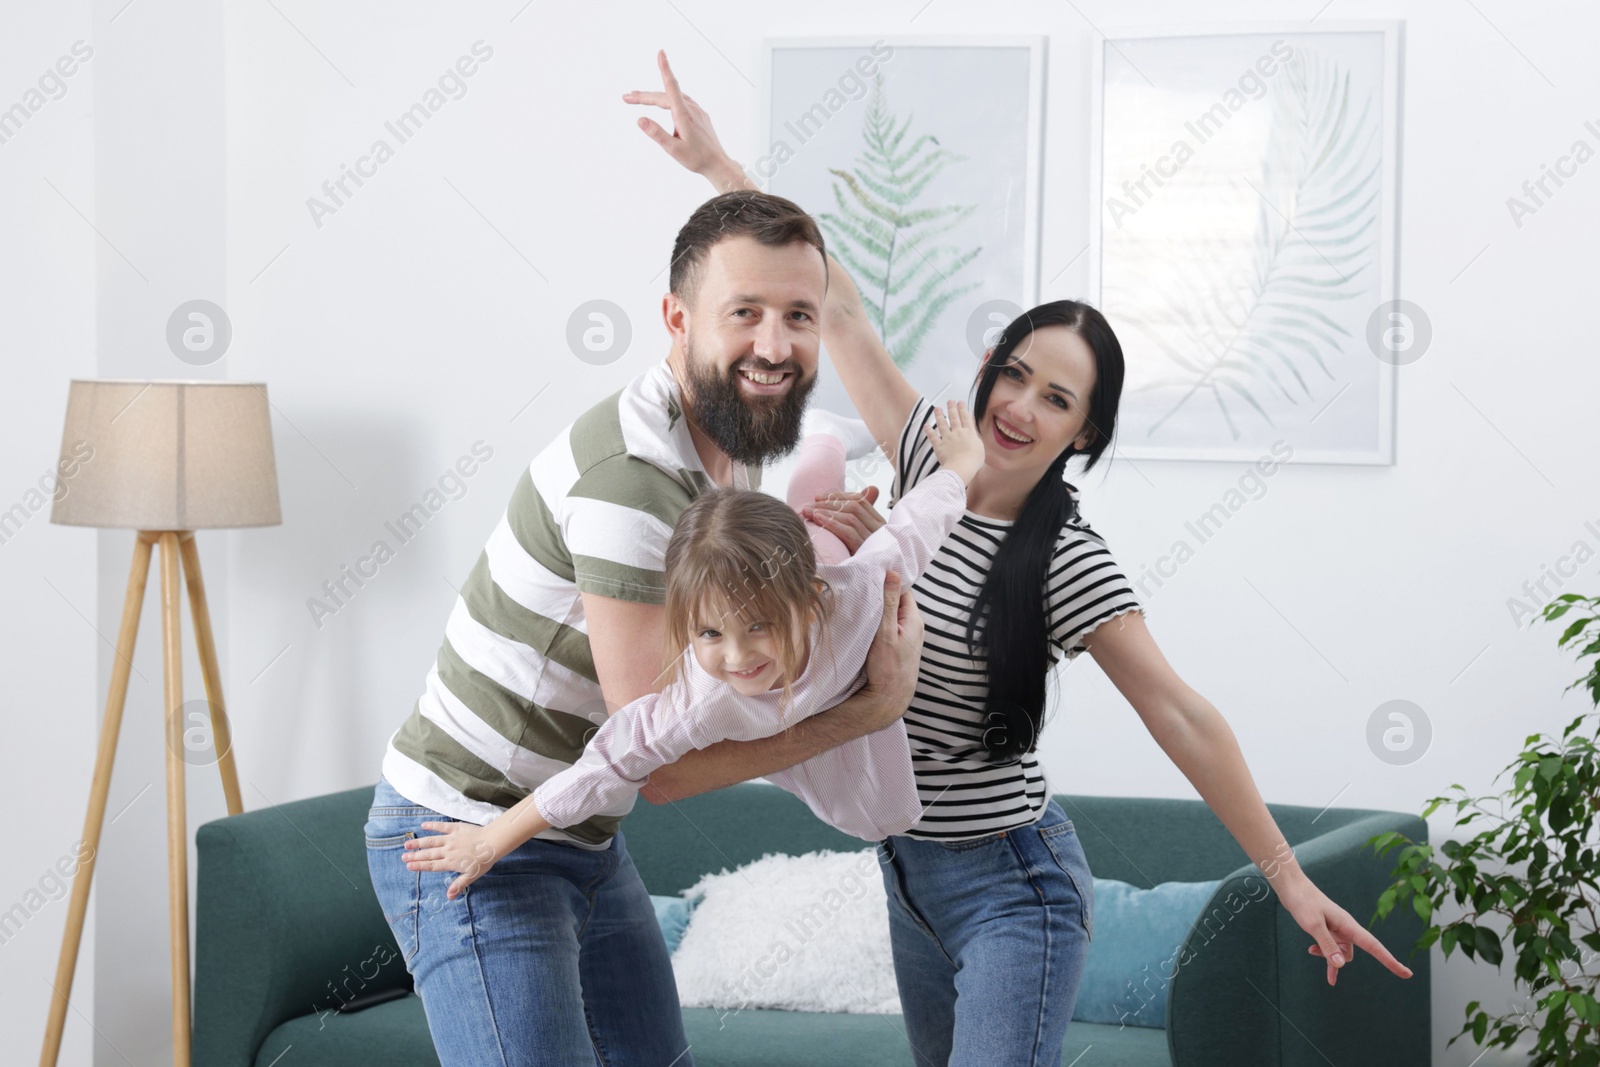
top-left (364, 777), bottom-right (693, 1067)
top-left (877, 798), bottom-right (1095, 1067)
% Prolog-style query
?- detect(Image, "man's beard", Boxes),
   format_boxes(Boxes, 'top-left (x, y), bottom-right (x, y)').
top-left (682, 339), bottom-right (816, 465)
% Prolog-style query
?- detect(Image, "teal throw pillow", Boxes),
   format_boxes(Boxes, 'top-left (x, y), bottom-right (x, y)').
top-left (1072, 877), bottom-right (1223, 1028)
top-left (650, 893), bottom-right (695, 955)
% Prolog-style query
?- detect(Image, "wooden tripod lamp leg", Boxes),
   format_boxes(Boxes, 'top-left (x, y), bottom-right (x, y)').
top-left (43, 530), bottom-right (243, 1067)
top-left (176, 533), bottom-right (243, 816)
top-left (39, 532), bottom-right (157, 1067)
top-left (158, 532), bottom-right (192, 1067)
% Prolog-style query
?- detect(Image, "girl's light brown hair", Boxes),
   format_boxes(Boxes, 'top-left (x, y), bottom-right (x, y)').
top-left (662, 488), bottom-right (835, 727)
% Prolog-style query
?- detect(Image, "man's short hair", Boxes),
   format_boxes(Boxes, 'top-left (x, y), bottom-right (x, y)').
top-left (669, 190), bottom-right (828, 308)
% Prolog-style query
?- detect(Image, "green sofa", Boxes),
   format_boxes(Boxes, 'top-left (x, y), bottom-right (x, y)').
top-left (194, 781), bottom-right (1429, 1066)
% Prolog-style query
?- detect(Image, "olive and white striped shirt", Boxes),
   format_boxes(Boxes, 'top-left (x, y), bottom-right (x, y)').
top-left (382, 360), bottom-right (761, 849)
top-left (891, 396), bottom-right (1145, 840)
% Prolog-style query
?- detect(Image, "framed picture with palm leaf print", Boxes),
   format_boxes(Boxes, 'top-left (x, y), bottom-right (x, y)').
top-left (760, 36), bottom-right (1045, 420)
top-left (1090, 23), bottom-right (1402, 464)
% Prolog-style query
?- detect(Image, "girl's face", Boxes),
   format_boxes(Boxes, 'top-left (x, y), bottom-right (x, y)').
top-left (979, 324), bottom-right (1098, 478)
top-left (689, 599), bottom-right (807, 696)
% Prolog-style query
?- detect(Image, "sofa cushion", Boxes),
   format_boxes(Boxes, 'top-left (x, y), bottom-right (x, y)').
top-left (673, 848), bottom-right (899, 1014)
top-left (682, 1008), bottom-right (1172, 1066)
top-left (255, 993), bottom-right (437, 1067)
top-left (1074, 877), bottom-right (1222, 1028)
top-left (254, 995), bottom-right (1173, 1067)
top-left (651, 893), bottom-right (695, 954)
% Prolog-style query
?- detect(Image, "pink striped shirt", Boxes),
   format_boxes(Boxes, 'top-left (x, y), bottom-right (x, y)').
top-left (531, 466), bottom-right (968, 841)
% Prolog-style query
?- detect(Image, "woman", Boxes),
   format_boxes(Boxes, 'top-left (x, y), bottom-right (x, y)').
top-left (624, 51), bottom-right (1413, 1067)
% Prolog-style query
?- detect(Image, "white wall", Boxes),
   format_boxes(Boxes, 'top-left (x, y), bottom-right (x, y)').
top-left (86, 0), bottom-right (231, 1061)
top-left (0, 3), bottom-right (100, 1065)
top-left (4, 1), bottom-right (1594, 1064)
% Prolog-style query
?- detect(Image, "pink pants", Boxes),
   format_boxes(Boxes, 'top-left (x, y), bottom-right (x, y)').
top-left (786, 433), bottom-right (852, 565)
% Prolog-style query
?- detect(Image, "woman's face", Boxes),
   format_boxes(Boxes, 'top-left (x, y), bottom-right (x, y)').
top-left (978, 324), bottom-right (1098, 478)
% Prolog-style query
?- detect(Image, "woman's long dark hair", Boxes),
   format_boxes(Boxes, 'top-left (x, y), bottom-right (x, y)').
top-left (963, 300), bottom-right (1125, 762)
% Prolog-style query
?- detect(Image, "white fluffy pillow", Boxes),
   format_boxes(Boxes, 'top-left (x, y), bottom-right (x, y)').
top-left (671, 848), bottom-right (902, 1015)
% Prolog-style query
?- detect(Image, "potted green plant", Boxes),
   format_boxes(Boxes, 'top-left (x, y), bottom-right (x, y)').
top-left (1368, 592), bottom-right (1600, 1066)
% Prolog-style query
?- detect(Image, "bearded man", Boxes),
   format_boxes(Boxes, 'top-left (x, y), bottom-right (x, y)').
top-left (364, 190), bottom-right (925, 1067)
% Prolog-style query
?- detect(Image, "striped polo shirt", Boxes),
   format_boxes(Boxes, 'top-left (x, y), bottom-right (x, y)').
top-left (891, 396), bottom-right (1146, 840)
top-left (382, 359), bottom-right (759, 849)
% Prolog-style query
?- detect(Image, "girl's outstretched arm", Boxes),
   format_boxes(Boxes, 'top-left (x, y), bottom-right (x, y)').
top-left (401, 790), bottom-right (553, 900)
top-left (849, 401), bottom-right (982, 585)
top-left (401, 670), bottom-right (714, 899)
top-left (623, 49), bottom-right (921, 463)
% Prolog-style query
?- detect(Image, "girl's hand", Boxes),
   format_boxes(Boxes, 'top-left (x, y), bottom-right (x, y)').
top-left (403, 821), bottom-right (503, 901)
top-left (1276, 877), bottom-right (1414, 986)
top-left (622, 50), bottom-right (752, 192)
top-left (924, 401), bottom-right (984, 486)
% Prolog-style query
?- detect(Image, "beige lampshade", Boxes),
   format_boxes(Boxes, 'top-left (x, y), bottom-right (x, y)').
top-left (50, 380), bottom-right (282, 531)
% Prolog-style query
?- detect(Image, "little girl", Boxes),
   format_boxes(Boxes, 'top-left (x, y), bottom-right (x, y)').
top-left (402, 400), bottom-right (985, 899)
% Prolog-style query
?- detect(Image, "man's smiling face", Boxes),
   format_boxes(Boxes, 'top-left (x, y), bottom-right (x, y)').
top-left (669, 234), bottom-right (827, 465)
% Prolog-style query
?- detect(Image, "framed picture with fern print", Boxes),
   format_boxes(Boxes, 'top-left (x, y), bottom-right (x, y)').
top-left (759, 36), bottom-right (1046, 420)
top-left (1089, 23), bottom-right (1402, 465)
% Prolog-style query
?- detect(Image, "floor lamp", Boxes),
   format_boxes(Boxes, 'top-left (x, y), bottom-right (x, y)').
top-left (41, 380), bottom-right (281, 1067)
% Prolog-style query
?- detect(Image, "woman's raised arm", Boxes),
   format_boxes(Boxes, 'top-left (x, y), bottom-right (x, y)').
top-left (623, 49), bottom-right (921, 465)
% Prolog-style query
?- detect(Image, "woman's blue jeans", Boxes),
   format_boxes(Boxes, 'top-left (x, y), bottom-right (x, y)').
top-left (363, 777), bottom-right (693, 1067)
top-left (877, 798), bottom-right (1095, 1067)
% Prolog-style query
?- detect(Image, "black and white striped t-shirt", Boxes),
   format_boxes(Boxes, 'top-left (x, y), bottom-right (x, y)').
top-left (891, 397), bottom-right (1145, 840)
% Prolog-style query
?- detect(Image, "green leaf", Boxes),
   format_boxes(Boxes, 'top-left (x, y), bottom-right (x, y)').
top-left (1474, 926), bottom-right (1504, 967)
top-left (1375, 886), bottom-right (1397, 918)
top-left (1559, 616), bottom-right (1593, 643)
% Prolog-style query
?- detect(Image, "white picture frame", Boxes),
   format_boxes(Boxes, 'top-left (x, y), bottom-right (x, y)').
top-left (1088, 22), bottom-right (1403, 465)
top-left (760, 36), bottom-right (1046, 418)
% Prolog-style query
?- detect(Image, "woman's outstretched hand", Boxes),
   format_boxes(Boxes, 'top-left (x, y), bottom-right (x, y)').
top-left (1276, 877), bottom-right (1415, 986)
top-left (623, 50), bottom-right (750, 191)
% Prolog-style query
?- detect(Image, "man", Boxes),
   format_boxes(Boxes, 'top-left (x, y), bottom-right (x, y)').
top-left (367, 189), bottom-right (924, 1067)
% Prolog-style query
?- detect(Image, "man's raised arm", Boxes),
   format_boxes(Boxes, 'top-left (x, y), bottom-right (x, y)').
top-left (579, 570), bottom-right (923, 804)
